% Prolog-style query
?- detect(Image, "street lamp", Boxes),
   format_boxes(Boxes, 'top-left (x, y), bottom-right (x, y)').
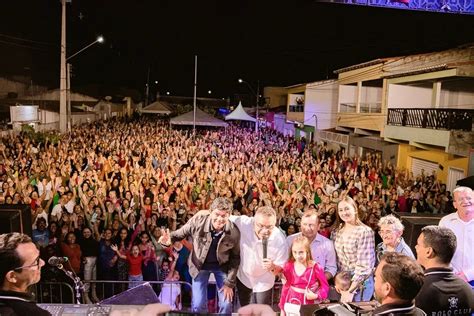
top-left (63, 36), bottom-right (104, 131)
top-left (238, 78), bottom-right (260, 134)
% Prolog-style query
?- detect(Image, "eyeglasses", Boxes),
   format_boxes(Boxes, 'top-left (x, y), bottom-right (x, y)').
top-left (13, 256), bottom-right (41, 271)
top-left (255, 223), bottom-right (274, 231)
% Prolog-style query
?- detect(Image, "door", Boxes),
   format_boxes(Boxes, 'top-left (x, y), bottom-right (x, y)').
top-left (447, 167), bottom-right (465, 194)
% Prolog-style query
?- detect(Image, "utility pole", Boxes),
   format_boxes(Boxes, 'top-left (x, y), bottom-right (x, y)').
top-left (145, 66), bottom-right (150, 106)
top-left (193, 55), bottom-right (197, 136)
top-left (67, 63), bottom-right (71, 130)
top-left (59, 0), bottom-right (69, 133)
top-left (256, 80), bottom-right (260, 135)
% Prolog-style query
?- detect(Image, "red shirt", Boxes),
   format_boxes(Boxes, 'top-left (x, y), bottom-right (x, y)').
top-left (127, 253), bottom-right (143, 276)
top-left (60, 243), bottom-right (82, 274)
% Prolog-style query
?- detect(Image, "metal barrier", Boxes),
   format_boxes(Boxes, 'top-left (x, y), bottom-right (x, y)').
top-left (33, 281), bottom-right (76, 304)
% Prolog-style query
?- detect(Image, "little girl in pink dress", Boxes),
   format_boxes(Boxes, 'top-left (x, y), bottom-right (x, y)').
top-left (279, 236), bottom-right (329, 315)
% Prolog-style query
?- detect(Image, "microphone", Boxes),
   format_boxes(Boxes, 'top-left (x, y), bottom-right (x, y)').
top-left (48, 256), bottom-right (69, 266)
top-left (262, 237), bottom-right (268, 259)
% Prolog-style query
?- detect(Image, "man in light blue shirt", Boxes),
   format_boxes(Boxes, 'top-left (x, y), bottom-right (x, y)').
top-left (286, 210), bottom-right (337, 280)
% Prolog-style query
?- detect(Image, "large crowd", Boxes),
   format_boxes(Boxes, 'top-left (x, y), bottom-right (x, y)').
top-left (0, 116), bottom-right (468, 313)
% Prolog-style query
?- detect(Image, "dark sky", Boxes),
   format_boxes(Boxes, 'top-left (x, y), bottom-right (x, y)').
top-left (1, 0), bottom-right (474, 100)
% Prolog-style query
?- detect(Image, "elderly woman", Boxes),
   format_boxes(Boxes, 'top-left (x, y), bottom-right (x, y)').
top-left (332, 196), bottom-right (375, 302)
top-left (376, 214), bottom-right (414, 262)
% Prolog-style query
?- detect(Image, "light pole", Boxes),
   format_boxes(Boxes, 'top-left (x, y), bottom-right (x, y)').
top-left (59, 0), bottom-right (69, 133)
top-left (313, 114), bottom-right (318, 143)
top-left (238, 78), bottom-right (260, 134)
top-left (65, 36), bottom-right (104, 130)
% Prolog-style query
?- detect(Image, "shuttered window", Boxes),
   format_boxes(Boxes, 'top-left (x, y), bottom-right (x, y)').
top-left (411, 157), bottom-right (439, 178)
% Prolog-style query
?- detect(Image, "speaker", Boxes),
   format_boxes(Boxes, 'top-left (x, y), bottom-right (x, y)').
top-left (100, 282), bottom-right (159, 305)
top-left (0, 204), bottom-right (32, 236)
top-left (396, 212), bottom-right (443, 254)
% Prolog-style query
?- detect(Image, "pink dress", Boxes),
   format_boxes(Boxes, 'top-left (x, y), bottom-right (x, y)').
top-left (279, 261), bottom-right (329, 311)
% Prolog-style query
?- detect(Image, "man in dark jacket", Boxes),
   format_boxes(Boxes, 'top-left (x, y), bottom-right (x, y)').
top-left (160, 197), bottom-right (240, 314)
top-left (0, 233), bottom-right (50, 316)
top-left (373, 252), bottom-right (425, 315)
top-left (415, 226), bottom-right (474, 315)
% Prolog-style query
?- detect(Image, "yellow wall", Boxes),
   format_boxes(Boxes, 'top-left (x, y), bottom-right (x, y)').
top-left (397, 144), bottom-right (468, 183)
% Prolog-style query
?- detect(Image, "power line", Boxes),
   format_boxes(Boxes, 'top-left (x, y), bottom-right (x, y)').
top-left (0, 33), bottom-right (56, 47)
top-left (0, 39), bottom-right (51, 52)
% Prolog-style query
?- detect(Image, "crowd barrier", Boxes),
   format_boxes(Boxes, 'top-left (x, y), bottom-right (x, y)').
top-left (36, 280), bottom-right (285, 312)
top-left (33, 281), bottom-right (76, 304)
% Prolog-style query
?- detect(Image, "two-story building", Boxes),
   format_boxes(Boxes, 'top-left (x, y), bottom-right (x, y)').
top-left (334, 45), bottom-right (474, 190)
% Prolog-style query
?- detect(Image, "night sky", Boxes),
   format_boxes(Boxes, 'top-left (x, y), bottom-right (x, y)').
top-left (1, 0), bottom-right (474, 100)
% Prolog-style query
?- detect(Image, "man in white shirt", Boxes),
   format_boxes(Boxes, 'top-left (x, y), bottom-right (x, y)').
top-left (286, 210), bottom-right (337, 280)
top-left (230, 206), bottom-right (288, 307)
top-left (438, 186), bottom-right (474, 287)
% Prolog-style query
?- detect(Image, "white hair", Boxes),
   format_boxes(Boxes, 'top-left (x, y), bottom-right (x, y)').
top-left (453, 186), bottom-right (473, 201)
top-left (378, 214), bottom-right (404, 232)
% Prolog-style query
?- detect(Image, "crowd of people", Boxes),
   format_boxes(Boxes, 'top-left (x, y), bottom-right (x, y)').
top-left (0, 116), bottom-right (472, 315)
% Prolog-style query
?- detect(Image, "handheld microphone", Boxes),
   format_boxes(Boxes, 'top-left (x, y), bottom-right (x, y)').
top-left (48, 256), bottom-right (69, 266)
top-left (262, 237), bottom-right (268, 259)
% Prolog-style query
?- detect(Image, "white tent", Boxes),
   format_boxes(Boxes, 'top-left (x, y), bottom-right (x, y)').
top-left (225, 101), bottom-right (256, 122)
top-left (170, 107), bottom-right (228, 127)
top-left (141, 100), bottom-right (172, 114)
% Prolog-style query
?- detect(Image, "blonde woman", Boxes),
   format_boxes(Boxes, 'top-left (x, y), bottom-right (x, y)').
top-left (332, 196), bottom-right (375, 302)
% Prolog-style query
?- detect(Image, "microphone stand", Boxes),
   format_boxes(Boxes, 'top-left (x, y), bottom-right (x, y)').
top-left (57, 263), bottom-right (85, 304)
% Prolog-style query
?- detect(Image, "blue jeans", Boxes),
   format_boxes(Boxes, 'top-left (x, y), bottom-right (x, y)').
top-left (192, 269), bottom-right (232, 314)
top-left (353, 276), bottom-right (374, 302)
top-left (128, 274), bottom-right (143, 289)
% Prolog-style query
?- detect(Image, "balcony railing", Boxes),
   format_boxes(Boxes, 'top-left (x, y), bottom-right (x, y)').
top-left (340, 102), bottom-right (382, 113)
top-left (387, 108), bottom-right (473, 131)
top-left (288, 104), bottom-right (304, 112)
top-left (340, 103), bottom-right (356, 113)
top-left (360, 102), bottom-right (382, 113)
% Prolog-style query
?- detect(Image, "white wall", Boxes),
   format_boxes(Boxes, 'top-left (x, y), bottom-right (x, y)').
top-left (274, 114), bottom-right (295, 136)
top-left (360, 86), bottom-right (382, 104)
top-left (338, 85), bottom-right (358, 105)
top-left (304, 81), bottom-right (338, 130)
top-left (38, 110), bottom-right (59, 124)
top-left (72, 113), bottom-right (98, 125)
top-left (387, 84), bottom-right (432, 108)
top-left (439, 89), bottom-right (474, 109)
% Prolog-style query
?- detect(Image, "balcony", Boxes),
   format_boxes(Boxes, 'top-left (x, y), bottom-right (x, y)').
top-left (287, 104), bottom-right (305, 122)
top-left (384, 108), bottom-right (473, 157)
top-left (288, 104), bottom-right (304, 112)
top-left (387, 108), bottom-right (473, 131)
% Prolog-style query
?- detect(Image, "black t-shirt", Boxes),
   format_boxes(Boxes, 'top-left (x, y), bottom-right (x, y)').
top-left (202, 229), bottom-right (224, 270)
top-left (416, 267), bottom-right (474, 316)
top-left (0, 290), bottom-right (51, 316)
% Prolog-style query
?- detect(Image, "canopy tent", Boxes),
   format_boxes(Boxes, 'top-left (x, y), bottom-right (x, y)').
top-left (170, 107), bottom-right (228, 127)
top-left (141, 100), bottom-right (172, 114)
top-left (225, 101), bottom-right (257, 122)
